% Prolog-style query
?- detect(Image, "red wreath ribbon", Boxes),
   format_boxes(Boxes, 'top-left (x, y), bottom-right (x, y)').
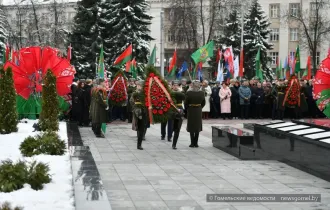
top-left (283, 77), bottom-right (300, 107)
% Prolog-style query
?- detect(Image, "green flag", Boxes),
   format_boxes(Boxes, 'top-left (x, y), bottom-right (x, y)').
top-left (98, 46), bottom-right (104, 78)
top-left (255, 47), bottom-right (263, 82)
top-left (191, 41), bottom-right (214, 64)
top-left (294, 45), bottom-right (301, 73)
top-left (279, 60), bottom-right (283, 79)
top-left (148, 45), bottom-right (156, 65)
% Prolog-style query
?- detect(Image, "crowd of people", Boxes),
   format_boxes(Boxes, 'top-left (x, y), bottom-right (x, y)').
top-left (69, 76), bottom-right (324, 150)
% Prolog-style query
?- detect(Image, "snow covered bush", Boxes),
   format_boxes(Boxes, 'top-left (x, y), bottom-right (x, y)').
top-left (0, 202), bottom-right (23, 210)
top-left (0, 160), bottom-right (27, 193)
top-left (20, 132), bottom-right (66, 157)
top-left (0, 67), bottom-right (18, 134)
top-left (0, 159), bottom-right (51, 193)
top-left (39, 70), bottom-right (59, 132)
top-left (19, 136), bottom-right (40, 157)
top-left (26, 161), bottom-right (51, 191)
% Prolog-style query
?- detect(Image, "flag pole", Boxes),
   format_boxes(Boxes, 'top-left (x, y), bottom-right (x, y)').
top-left (186, 66), bottom-right (192, 81)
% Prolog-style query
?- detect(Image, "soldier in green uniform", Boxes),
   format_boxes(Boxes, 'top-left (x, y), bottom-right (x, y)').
top-left (91, 79), bottom-right (109, 138)
top-left (184, 80), bottom-right (205, 148)
top-left (127, 78), bottom-right (136, 123)
top-left (276, 80), bottom-right (286, 120)
top-left (130, 80), bottom-right (147, 150)
top-left (171, 80), bottom-right (185, 150)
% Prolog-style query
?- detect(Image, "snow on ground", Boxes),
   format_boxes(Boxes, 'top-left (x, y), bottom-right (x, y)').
top-left (0, 120), bottom-right (74, 210)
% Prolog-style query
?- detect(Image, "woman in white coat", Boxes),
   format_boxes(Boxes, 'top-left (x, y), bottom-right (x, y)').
top-left (201, 80), bottom-right (212, 119)
top-left (219, 82), bottom-right (232, 120)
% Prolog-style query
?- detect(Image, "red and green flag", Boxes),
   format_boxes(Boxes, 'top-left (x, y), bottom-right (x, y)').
top-left (168, 49), bottom-right (177, 77)
top-left (148, 45), bottom-right (156, 65)
top-left (98, 45), bottom-right (105, 79)
top-left (114, 44), bottom-right (132, 66)
top-left (294, 45), bottom-right (301, 73)
top-left (126, 58), bottom-right (137, 79)
top-left (303, 55), bottom-right (311, 80)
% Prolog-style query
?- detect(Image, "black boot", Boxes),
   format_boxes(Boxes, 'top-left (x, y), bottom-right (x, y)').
top-left (189, 132), bottom-right (194, 147)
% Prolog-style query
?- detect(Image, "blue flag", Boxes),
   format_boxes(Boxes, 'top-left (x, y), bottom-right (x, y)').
top-left (177, 61), bottom-right (188, 79)
top-left (225, 62), bottom-right (231, 81)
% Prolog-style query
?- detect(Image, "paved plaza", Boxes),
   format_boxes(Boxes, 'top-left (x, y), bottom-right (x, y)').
top-left (77, 119), bottom-right (330, 210)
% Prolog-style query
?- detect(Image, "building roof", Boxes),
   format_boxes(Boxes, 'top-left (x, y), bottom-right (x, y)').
top-left (1, 0), bottom-right (78, 6)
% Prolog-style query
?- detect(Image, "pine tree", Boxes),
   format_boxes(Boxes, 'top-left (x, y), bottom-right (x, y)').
top-left (243, 0), bottom-right (274, 80)
top-left (1, 67), bottom-right (18, 134)
top-left (69, 0), bottom-right (101, 79)
top-left (39, 70), bottom-right (59, 131)
top-left (0, 6), bottom-right (8, 60)
top-left (219, 10), bottom-right (241, 57)
top-left (103, 0), bottom-right (154, 67)
top-left (209, 10), bottom-right (242, 79)
top-left (0, 66), bottom-right (4, 132)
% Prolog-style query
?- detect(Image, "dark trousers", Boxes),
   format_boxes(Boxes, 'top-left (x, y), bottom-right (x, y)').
top-left (137, 118), bottom-right (146, 148)
top-left (277, 110), bottom-right (284, 120)
top-left (255, 104), bottom-right (263, 118)
top-left (172, 118), bottom-right (183, 147)
top-left (94, 123), bottom-right (101, 136)
top-left (272, 102), bottom-right (277, 120)
top-left (127, 107), bottom-right (133, 123)
top-left (240, 105), bottom-right (249, 119)
top-left (161, 120), bottom-right (173, 140)
top-left (190, 132), bottom-right (200, 146)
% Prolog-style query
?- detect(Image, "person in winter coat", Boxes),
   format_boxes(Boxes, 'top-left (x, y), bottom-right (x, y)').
top-left (238, 81), bottom-right (252, 119)
top-left (201, 80), bottom-right (212, 119)
top-left (255, 82), bottom-right (265, 119)
top-left (219, 82), bottom-right (232, 119)
top-left (210, 81), bottom-right (221, 118)
top-left (185, 80), bottom-right (205, 148)
top-left (230, 80), bottom-right (240, 119)
top-left (83, 79), bottom-right (93, 126)
top-left (91, 79), bottom-right (109, 138)
top-left (76, 81), bottom-right (86, 126)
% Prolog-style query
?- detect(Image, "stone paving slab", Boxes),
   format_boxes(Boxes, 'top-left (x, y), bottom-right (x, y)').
top-left (79, 119), bottom-right (330, 210)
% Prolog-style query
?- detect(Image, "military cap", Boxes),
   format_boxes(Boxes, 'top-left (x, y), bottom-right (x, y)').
top-left (86, 79), bottom-right (92, 84)
top-left (172, 80), bottom-right (180, 85)
top-left (136, 80), bottom-right (144, 86)
top-left (96, 78), bottom-right (105, 85)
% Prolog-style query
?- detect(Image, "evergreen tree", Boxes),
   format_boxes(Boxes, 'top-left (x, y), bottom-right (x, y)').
top-left (0, 6), bottom-right (8, 61)
top-left (209, 10), bottom-right (242, 79)
top-left (243, 0), bottom-right (274, 80)
top-left (0, 67), bottom-right (4, 132)
top-left (39, 70), bottom-right (59, 131)
top-left (69, 0), bottom-right (101, 79)
top-left (1, 67), bottom-right (18, 134)
top-left (102, 0), bottom-right (154, 67)
top-left (219, 10), bottom-right (241, 57)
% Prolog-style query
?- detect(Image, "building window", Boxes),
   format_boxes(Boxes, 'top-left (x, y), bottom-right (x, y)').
top-left (290, 3), bottom-right (300, 17)
top-left (290, 28), bottom-right (299, 41)
top-left (270, 28), bottom-right (279, 41)
top-left (167, 30), bottom-right (174, 42)
top-left (270, 52), bottom-right (279, 65)
top-left (270, 4), bottom-right (279, 18)
top-left (310, 2), bottom-right (322, 18)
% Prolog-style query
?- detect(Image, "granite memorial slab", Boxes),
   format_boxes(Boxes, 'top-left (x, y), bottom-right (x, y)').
top-left (211, 126), bottom-right (266, 160)
top-left (277, 125), bottom-right (310, 131)
top-left (304, 132), bottom-right (330, 140)
top-left (267, 122), bottom-right (296, 128)
top-left (253, 122), bottom-right (330, 182)
top-left (289, 128), bottom-right (325, 135)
